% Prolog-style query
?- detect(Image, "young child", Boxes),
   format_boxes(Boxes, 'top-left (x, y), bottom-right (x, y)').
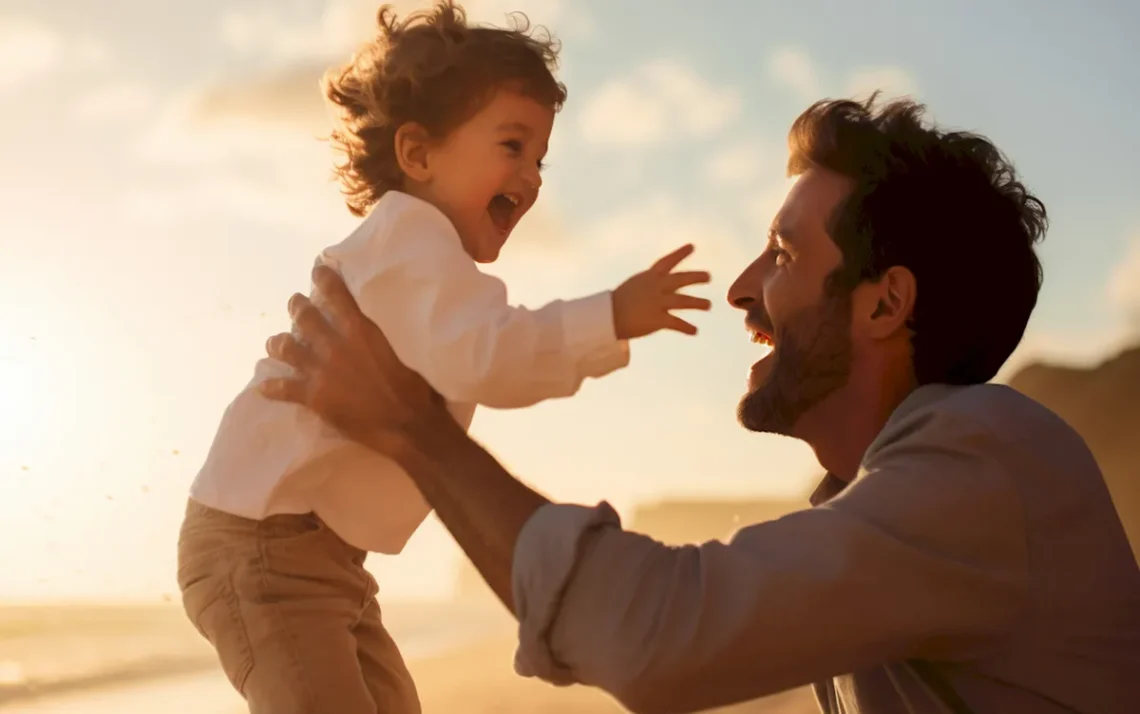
top-left (176, 2), bottom-right (710, 712)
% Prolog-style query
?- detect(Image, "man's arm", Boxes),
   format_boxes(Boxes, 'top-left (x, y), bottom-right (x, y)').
top-left (507, 409), bottom-right (1030, 713)
top-left (387, 411), bottom-right (551, 613)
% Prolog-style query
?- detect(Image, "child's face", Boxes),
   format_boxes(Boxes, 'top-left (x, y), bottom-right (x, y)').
top-left (419, 89), bottom-right (555, 263)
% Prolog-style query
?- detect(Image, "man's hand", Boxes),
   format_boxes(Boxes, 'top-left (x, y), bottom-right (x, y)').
top-left (262, 266), bottom-right (552, 617)
top-left (612, 244), bottom-right (712, 340)
top-left (259, 264), bottom-right (448, 457)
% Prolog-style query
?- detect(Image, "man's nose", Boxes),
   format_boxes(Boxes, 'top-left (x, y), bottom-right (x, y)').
top-left (726, 257), bottom-right (763, 310)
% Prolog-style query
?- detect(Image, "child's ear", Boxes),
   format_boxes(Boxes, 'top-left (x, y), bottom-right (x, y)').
top-left (394, 122), bottom-right (433, 182)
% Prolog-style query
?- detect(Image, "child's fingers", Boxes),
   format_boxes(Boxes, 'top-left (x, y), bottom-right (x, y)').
top-left (664, 315), bottom-right (698, 335)
top-left (666, 294), bottom-right (712, 311)
top-left (662, 270), bottom-right (710, 290)
top-left (651, 244), bottom-right (695, 274)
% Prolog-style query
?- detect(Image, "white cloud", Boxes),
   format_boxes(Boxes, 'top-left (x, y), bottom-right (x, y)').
top-left (121, 87), bottom-right (348, 234)
top-left (132, 90), bottom-right (327, 166)
top-left (767, 47), bottom-right (821, 100)
top-left (119, 173), bottom-right (352, 237)
top-left (219, 3), bottom-right (355, 61)
top-left (579, 59), bottom-right (742, 147)
top-left (585, 193), bottom-right (749, 280)
top-left (703, 139), bottom-right (771, 185)
top-left (743, 177), bottom-right (798, 233)
top-left (219, 0), bottom-right (573, 63)
top-left (767, 47), bottom-right (918, 105)
top-left (200, 0), bottom-right (580, 136)
top-left (578, 81), bottom-right (669, 145)
top-left (73, 82), bottom-right (156, 124)
top-left (0, 18), bottom-right (63, 92)
top-left (72, 36), bottom-right (113, 73)
top-left (845, 66), bottom-right (918, 101)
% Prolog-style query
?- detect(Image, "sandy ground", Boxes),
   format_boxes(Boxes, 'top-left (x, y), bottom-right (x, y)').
top-left (410, 635), bottom-right (818, 714)
top-left (5, 634), bottom-right (817, 714)
top-left (1, 604), bottom-right (817, 713)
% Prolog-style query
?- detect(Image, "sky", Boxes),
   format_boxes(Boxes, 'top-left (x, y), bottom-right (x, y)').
top-left (1, 0), bottom-right (1138, 601)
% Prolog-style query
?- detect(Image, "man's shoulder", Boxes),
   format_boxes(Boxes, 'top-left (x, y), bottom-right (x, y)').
top-left (932, 383), bottom-right (1068, 434)
top-left (881, 383), bottom-right (1091, 461)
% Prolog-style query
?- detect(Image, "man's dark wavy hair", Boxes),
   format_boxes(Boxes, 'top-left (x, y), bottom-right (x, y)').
top-left (787, 93), bottom-right (1047, 385)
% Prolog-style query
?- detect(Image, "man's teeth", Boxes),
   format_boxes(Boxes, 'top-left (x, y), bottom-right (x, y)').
top-left (751, 331), bottom-right (773, 346)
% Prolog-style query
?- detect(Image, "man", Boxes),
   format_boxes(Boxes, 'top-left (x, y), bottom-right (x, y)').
top-left (259, 96), bottom-right (1140, 713)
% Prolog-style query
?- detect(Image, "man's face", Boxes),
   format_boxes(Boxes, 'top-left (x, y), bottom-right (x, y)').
top-left (728, 168), bottom-right (855, 436)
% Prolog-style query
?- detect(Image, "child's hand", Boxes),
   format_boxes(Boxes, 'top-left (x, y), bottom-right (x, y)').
top-left (612, 244), bottom-right (712, 340)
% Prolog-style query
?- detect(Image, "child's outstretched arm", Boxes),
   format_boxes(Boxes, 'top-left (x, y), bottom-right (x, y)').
top-left (329, 200), bottom-right (710, 409)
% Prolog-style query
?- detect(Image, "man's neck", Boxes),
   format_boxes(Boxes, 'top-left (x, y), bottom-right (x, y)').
top-left (798, 365), bottom-right (916, 482)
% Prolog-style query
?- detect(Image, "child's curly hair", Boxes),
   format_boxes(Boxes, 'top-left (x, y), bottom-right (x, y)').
top-left (322, 1), bottom-right (567, 216)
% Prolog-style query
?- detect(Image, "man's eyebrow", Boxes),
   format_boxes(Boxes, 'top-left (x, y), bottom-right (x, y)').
top-left (770, 222), bottom-right (796, 244)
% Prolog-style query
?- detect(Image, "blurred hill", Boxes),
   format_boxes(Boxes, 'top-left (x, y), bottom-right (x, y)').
top-left (627, 496), bottom-right (808, 545)
top-left (1008, 343), bottom-right (1140, 561)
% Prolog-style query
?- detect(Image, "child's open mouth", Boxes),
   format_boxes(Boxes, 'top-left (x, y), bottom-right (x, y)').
top-left (487, 193), bottom-right (521, 234)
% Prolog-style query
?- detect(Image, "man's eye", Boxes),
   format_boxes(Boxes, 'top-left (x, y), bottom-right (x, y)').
top-left (536, 159), bottom-right (547, 172)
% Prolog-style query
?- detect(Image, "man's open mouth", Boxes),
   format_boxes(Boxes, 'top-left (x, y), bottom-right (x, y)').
top-left (748, 323), bottom-right (776, 360)
top-left (487, 192), bottom-right (522, 233)
top-left (750, 329), bottom-right (774, 347)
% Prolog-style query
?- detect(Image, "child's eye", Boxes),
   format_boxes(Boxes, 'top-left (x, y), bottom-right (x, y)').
top-left (502, 139), bottom-right (523, 154)
top-left (536, 159), bottom-right (547, 172)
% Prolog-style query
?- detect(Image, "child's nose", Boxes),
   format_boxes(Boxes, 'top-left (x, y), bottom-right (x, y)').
top-left (522, 166), bottom-right (543, 192)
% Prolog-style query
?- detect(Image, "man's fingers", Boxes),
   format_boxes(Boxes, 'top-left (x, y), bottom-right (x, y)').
top-left (287, 293), bottom-right (337, 346)
top-left (662, 270), bottom-right (711, 290)
top-left (651, 243), bottom-right (695, 274)
top-left (664, 315), bottom-right (699, 336)
top-left (312, 264), bottom-right (365, 326)
top-left (665, 294), bottom-right (712, 311)
top-left (259, 377), bottom-right (308, 405)
top-left (265, 332), bottom-right (314, 371)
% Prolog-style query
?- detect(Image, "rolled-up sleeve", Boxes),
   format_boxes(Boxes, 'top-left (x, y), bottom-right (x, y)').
top-left (512, 501), bottom-right (624, 683)
top-left (509, 409), bottom-right (1029, 714)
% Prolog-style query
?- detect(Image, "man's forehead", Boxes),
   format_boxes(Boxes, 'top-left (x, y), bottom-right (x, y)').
top-left (776, 169), bottom-right (853, 236)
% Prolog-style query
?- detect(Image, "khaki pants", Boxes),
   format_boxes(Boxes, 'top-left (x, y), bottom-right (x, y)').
top-left (177, 500), bottom-right (421, 714)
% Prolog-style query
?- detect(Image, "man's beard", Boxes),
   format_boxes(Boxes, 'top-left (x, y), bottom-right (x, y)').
top-left (737, 289), bottom-right (854, 436)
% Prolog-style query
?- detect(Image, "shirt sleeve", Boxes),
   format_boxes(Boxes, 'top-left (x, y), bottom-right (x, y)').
top-left (510, 407), bottom-right (1030, 714)
top-left (328, 197), bottom-right (630, 409)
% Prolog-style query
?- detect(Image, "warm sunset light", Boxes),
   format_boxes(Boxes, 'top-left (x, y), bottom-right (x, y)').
top-left (2, 1), bottom-right (1138, 712)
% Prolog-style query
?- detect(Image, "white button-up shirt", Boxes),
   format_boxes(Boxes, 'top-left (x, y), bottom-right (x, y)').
top-left (190, 191), bottom-right (630, 553)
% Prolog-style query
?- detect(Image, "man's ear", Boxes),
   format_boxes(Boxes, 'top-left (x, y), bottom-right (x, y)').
top-left (394, 122), bottom-right (433, 182)
top-left (856, 265), bottom-right (916, 340)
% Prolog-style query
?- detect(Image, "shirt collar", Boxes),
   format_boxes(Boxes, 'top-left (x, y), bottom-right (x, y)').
top-left (807, 383), bottom-right (965, 506)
